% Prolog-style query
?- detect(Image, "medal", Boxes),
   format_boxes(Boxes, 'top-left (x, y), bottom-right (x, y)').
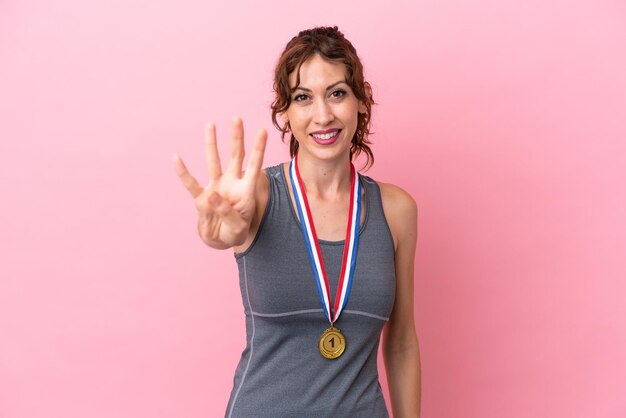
top-left (318, 326), bottom-right (346, 359)
top-left (289, 155), bottom-right (361, 360)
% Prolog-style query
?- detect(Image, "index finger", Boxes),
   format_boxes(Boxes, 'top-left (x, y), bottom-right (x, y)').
top-left (243, 128), bottom-right (267, 182)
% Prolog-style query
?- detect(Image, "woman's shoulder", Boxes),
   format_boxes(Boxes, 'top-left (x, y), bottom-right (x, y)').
top-left (377, 181), bottom-right (417, 218)
top-left (376, 182), bottom-right (417, 250)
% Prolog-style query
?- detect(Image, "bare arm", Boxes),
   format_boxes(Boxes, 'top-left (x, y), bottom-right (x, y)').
top-left (380, 183), bottom-right (421, 417)
top-left (172, 117), bottom-right (267, 249)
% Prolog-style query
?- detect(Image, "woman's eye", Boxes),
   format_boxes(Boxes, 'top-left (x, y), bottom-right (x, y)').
top-left (293, 94), bottom-right (308, 102)
top-left (331, 89), bottom-right (347, 99)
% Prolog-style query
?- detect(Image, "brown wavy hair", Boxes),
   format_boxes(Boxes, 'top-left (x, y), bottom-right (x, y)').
top-left (271, 26), bottom-right (375, 169)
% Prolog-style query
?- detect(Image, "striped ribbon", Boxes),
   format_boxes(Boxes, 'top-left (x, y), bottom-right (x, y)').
top-left (289, 154), bottom-right (361, 324)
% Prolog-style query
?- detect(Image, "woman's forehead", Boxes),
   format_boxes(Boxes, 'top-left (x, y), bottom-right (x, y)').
top-left (289, 54), bottom-right (347, 89)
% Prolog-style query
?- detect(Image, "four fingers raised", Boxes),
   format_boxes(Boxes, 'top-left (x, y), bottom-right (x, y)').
top-left (173, 117), bottom-right (267, 195)
top-left (173, 118), bottom-right (268, 248)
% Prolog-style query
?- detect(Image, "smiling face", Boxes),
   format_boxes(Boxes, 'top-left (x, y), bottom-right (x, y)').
top-left (284, 54), bottom-right (366, 163)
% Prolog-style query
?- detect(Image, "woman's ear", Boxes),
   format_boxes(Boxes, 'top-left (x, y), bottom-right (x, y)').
top-left (279, 112), bottom-right (291, 131)
top-left (358, 82), bottom-right (372, 114)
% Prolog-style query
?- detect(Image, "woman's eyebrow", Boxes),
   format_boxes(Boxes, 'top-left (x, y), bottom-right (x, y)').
top-left (292, 80), bottom-right (347, 92)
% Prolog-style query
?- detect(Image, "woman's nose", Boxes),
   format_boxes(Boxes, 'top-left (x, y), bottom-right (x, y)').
top-left (312, 99), bottom-right (335, 126)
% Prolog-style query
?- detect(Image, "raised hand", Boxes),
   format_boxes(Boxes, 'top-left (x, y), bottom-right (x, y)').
top-left (173, 117), bottom-right (267, 249)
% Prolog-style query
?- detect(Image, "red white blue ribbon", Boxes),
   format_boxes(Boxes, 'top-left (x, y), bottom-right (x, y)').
top-left (289, 154), bottom-right (361, 324)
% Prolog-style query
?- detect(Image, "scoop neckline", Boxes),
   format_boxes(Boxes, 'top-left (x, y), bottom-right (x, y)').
top-left (278, 162), bottom-right (370, 246)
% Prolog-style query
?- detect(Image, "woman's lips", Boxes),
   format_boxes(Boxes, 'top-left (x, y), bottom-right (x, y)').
top-left (310, 129), bottom-right (341, 145)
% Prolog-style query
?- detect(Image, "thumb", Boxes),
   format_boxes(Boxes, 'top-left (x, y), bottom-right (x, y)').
top-left (208, 192), bottom-right (248, 239)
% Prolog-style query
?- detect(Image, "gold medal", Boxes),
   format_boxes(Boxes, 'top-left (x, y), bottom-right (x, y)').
top-left (318, 326), bottom-right (346, 359)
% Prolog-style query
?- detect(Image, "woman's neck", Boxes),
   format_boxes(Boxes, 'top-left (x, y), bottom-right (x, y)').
top-left (295, 153), bottom-right (352, 200)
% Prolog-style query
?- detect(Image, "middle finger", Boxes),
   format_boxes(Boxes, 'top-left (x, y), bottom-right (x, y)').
top-left (205, 122), bottom-right (222, 183)
top-left (227, 116), bottom-right (245, 177)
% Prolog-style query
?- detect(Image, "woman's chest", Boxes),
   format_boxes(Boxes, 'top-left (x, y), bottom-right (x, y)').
top-left (237, 224), bottom-right (396, 318)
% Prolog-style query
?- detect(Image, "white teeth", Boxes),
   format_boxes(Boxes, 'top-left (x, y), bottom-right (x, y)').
top-left (311, 131), bottom-right (338, 140)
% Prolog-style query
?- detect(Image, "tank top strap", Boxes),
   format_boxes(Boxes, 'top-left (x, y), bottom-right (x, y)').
top-left (358, 174), bottom-right (394, 244)
top-left (264, 163), bottom-right (288, 207)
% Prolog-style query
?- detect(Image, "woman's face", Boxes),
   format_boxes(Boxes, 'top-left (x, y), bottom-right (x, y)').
top-left (285, 54), bottom-right (366, 162)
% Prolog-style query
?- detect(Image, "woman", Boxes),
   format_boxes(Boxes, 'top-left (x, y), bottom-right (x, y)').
top-left (173, 26), bottom-right (421, 418)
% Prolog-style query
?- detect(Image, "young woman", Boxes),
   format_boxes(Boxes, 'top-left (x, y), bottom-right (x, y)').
top-left (173, 26), bottom-right (421, 418)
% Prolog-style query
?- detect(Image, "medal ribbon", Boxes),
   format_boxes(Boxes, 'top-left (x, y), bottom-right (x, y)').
top-left (289, 154), bottom-right (361, 324)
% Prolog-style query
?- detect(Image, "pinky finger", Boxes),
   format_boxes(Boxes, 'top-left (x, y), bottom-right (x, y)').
top-left (173, 153), bottom-right (203, 198)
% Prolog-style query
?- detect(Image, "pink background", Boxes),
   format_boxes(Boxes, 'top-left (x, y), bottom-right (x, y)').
top-left (1, 0), bottom-right (625, 417)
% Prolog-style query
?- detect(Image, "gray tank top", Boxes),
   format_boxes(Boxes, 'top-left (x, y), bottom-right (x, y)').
top-left (226, 164), bottom-right (396, 418)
